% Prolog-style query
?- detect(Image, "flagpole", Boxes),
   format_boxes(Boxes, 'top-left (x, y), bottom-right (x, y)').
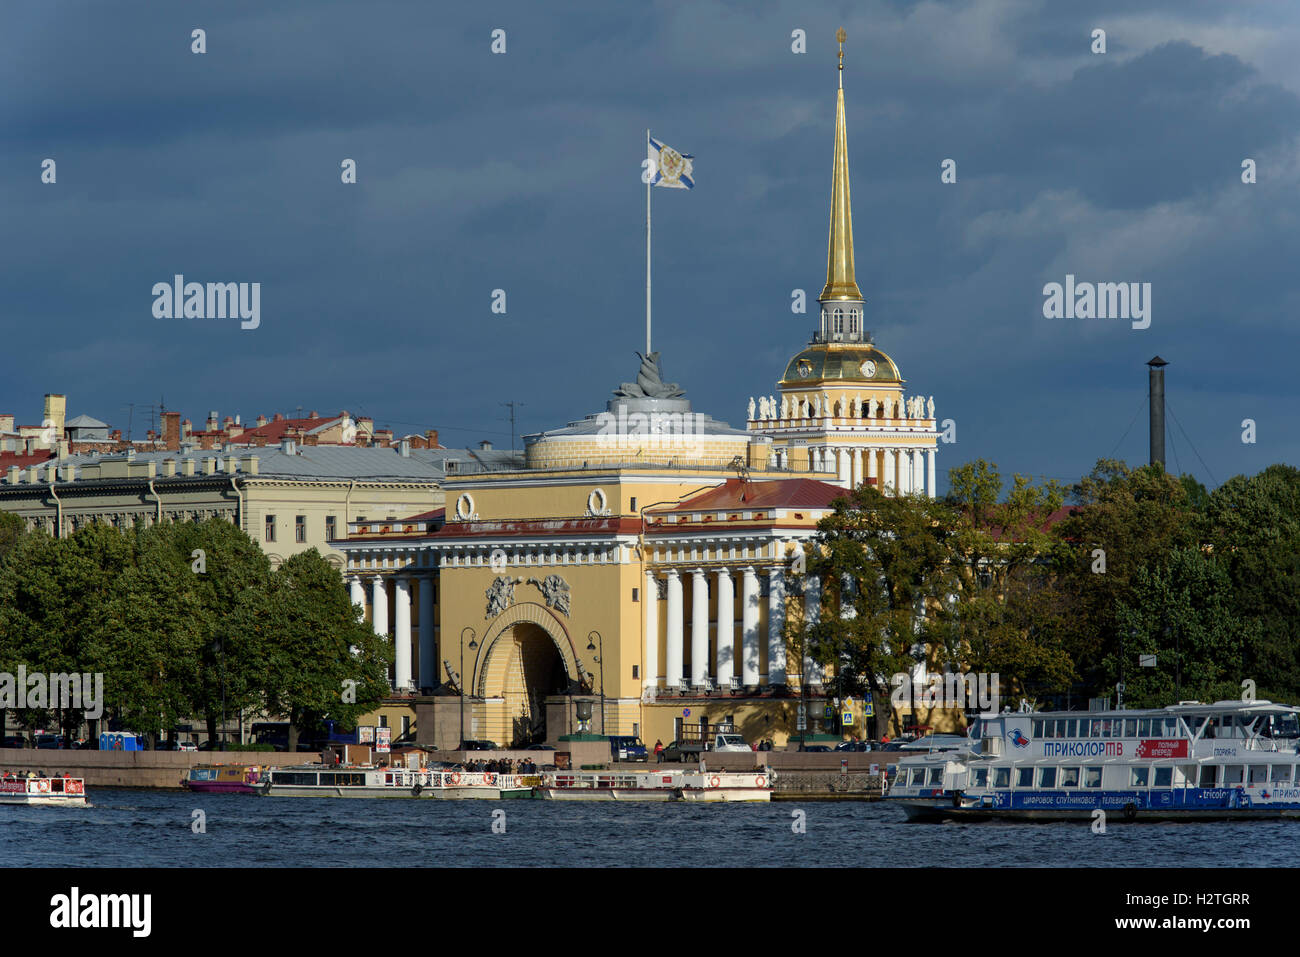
top-left (646, 128), bottom-right (652, 355)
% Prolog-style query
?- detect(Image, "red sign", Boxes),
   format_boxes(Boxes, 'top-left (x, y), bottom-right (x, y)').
top-left (0, 781), bottom-right (25, 793)
top-left (1136, 739), bottom-right (1188, 759)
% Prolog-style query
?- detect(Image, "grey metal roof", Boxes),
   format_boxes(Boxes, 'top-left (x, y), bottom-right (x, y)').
top-left (47, 444), bottom-right (525, 483)
top-left (65, 414), bottom-right (108, 428)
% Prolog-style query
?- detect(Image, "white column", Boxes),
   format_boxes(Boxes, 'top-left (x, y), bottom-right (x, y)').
top-left (913, 449), bottom-right (925, 494)
top-left (927, 448), bottom-right (936, 499)
top-left (866, 447), bottom-right (877, 487)
top-left (767, 567), bottom-right (787, 685)
top-left (690, 568), bottom-right (709, 687)
top-left (665, 569), bottom-right (683, 689)
top-left (418, 577), bottom-right (435, 689)
top-left (836, 446), bottom-right (850, 488)
top-left (349, 576), bottom-right (366, 611)
top-left (393, 576), bottom-right (412, 691)
top-left (644, 569), bottom-right (659, 691)
top-left (741, 566), bottom-right (760, 687)
top-left (371, 576), bottom-right (388, 637)
top-left (852, 447), bottom-right (863, 488)
top-left (715, 568), bottom-right (734, 687)
top-left (883, 449), bottom-right (895, 494)
top-left (805, 575), bottom-right (823, 687)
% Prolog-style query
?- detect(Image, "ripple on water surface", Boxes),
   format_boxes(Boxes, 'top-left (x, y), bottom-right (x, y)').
top-left (0, 791), bottom-right (1293, 867)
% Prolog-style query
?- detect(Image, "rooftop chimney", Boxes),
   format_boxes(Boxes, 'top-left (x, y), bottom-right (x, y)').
top-left (479, 440), bottom-right (493, 451)
top-left (425, 429), bottom-right (440, 449)
top-left (1147, 356), bottom-right (1167, 470)
top-left (162, 411), bottom-right (181, 451)
top-left (207, 410), bottom-right (219, 431)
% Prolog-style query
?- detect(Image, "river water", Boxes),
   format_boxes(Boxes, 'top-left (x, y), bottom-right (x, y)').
top-left (4, 789), bottom-right (1297, 867)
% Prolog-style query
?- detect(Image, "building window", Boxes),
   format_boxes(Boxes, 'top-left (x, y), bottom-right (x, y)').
top-left (295, 515), bottom-right (306, 543)
top-left (325, 515), bottom-right (336, 540)
top-left (265, 515), bottom-right (276, 542)
top-left (632, 666), bottom-right (640, 679)
top-left (632, 587), bottom-right (640, 602)
top-left (630, 497), bottom-right (637, 511)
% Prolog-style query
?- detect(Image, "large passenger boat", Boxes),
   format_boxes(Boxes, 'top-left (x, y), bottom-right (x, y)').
top-left (258, 765), bottom-right (535, 799)
top-left (535, 769), bottom-right (772, 802)
top-left (888, 700), bottom-right (1300, 822)
top-left (0, 775), bottom-right (87, 806)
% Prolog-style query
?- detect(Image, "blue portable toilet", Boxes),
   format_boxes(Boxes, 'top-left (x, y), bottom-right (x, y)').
top-left (99, 731), bottom-right (143, 751)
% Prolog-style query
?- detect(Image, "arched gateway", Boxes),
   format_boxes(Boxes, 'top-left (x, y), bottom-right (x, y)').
top-left (471, 602), bottom-right (582, 746)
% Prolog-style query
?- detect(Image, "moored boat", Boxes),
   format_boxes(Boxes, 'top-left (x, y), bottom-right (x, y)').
top-left (182, 764), bottom-right (265, 794)
top-left (257, 764), bottom-right (536, 799)
top-left (534, 769), bottom-right (772, 802)
top-left (888, 699), bottom-right (1300, 822)
top-left (0, 775), bottom-right (88, 806)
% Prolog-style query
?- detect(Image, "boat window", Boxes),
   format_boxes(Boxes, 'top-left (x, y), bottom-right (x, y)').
top-left (1016, 767), bottom-right (1034, 788)
top-left (1100, 719), bottom-right (1112, 737)
top-left (1138, 719), bottom-right (1151, 737)
top-left (1153, 767), bottom-right (1173, 787)
top-left (1060, 767), bottom-right (1080, 787)
top-left (1199, 765), bottom-right (1218, 787)
top-left (1224, 765), bottom-right (1244, 784)
top-left (1064, 719), bottom-right (1076, 737)
top-left (1129, 767), bottom-right (1150, 787)
top-left (1084, 767), bottom-right (1102, 788)
top-left (973, 768), bottom-right (989, 787)
top-left (1164, 718), bottom-right (1181, 737)
top-left (1123, 719), bottom-right (1137, 738)
top-left (1032, 720), bottom-right (1044, 738)
top-left (927, 767), bottom-right (943, 786)
top-left (908, 768), bottom-right (924, 786)
top-left (1057, 720), bottom-right (1069, 737)
top-left (1038, 767), bottom-right (1057, 788)
top-left (1087, 719), bottom-right (1099, 738)
top-left (993, 767), bottom-right (1010, 788)
top-left (1248, 765), bottom-right (1269, 784)
top-left (1271, 765), bottom-right (1293, 783)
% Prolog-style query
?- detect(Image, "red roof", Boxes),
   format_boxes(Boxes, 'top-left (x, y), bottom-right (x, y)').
top-left (0, 450), bottom-right (54, 470)
top-left (231, 416), bottom-right (341, 445)
top-left (431, 517), bottom-right (643, 539)
top-left (655, 478), bottom-right (848, 513)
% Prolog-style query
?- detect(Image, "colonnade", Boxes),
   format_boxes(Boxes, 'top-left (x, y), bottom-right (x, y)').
top-left (774, 445), bottom-right (936, 497)
top-left (348, 575), bottom-right (435, 692)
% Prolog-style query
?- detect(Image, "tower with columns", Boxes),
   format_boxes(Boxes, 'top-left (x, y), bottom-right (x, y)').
top-left (749, 29), bottom-right (939, 498)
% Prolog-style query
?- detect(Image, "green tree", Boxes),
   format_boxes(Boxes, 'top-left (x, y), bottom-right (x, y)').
top-left (244, 549), bottom-right (390, 752)
top-left (1112, 548), bottom-right (1262, 706)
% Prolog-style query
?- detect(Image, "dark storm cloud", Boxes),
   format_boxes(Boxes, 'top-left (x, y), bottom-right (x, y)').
top-left (0, 0), bottom-right (1296, 485)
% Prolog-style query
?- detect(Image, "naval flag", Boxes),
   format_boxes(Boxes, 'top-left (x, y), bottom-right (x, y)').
top-left (648, 135), bottom-right (694, 189)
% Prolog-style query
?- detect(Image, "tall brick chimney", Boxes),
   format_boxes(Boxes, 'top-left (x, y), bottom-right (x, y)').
top-left (162, 411), bottom-right (181, 451)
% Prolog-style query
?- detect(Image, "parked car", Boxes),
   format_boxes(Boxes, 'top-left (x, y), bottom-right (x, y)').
top-left (656, 740), bottom-right (693, 763)
top-left (797, 744), bottom-right (832, 752)
top-left (712, 733), bottom-right (751, 753)
top-left (2, 735), bottom-right (27, 749)
top-left (34, 736), bottom-right (65, 750)
top-left (177, 741), bottom-right (198, 752)
top-left (459, 739), bottom-right (498, 751)
top-left (609, 735), bottom-right (649, 762)
top-left (524, 744), bottom-right (555, 751)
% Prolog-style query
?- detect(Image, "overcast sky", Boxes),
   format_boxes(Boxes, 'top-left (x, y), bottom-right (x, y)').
top-left (3, 0), bottom-right (1297, 494)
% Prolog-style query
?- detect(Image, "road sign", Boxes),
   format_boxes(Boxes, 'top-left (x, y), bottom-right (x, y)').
top-left (863, 699), bottom-right (874, 717)
top-left (796, 702), bottom-right (807, 731)
top-left (1116, 682), bottom-right (1126, 694)
top-left (683, 708), bottom-right (691, 717)
top-left (823, 705), bottom-right (834, 719)
top-left (842, 712), bottom-right (854, 726)
top-left (1139, 654), bottom-right (1157, 668)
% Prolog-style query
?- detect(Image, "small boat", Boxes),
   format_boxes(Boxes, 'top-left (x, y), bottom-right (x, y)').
top-left (182, 764), bottom-right (265, 794)
top-left (888, 699), bottom-right (1300, 822)
top-left (257, 764), bottom-right (536, 799)
top-left (0, 775), bottom-right (87, 806)
top-left (534, 769), bottom-right (772, 802)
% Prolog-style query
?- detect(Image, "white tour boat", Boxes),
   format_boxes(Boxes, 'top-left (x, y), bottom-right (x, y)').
top-left (887, 699), bottom-right (1300, 822)
top-left (258, 764), bottom-right (535, 799)
top-left (535, 769), bottom-right (772, 802)
top-left (0, 775), bottom-right (88, 806)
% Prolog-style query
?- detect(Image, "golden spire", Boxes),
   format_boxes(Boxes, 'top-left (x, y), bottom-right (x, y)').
top-left (820, 27), bottom-right (862, 302)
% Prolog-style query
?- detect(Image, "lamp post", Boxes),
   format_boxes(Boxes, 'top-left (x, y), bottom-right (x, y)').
top-left (587, 631), bottom-right (605, 734)
top-left (460, 626), bottom-right (477, 747)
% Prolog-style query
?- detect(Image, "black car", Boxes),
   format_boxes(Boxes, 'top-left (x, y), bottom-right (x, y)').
top-left (797, 744), bottom-right (832, 752)
top-left (655, 741), bottom-right (696, 763)
top-left (2, 735), bottom-right (27, 749)
top-left (459, 739), bottom-right (498, 751)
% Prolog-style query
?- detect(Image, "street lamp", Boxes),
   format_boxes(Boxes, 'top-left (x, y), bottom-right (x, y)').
top-left (587, 631), bottom-right (604, 735)
top-left (460, 626), bottom-right (477, 747)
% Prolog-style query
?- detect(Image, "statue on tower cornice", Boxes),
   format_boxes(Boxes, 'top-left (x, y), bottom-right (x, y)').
top-left (614, 351), bottom-right (686, 399)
